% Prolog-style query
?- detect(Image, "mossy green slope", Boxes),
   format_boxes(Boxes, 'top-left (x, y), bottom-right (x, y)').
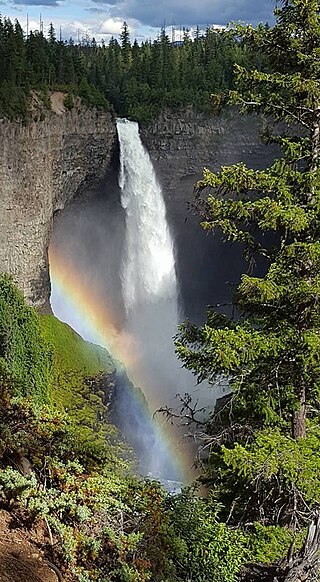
top-left (0, 274), bottom-right (51, 403)
top-left (41, 314), bottom-right (115, 421)
top-left (40, 314), bottom-right (129, 467)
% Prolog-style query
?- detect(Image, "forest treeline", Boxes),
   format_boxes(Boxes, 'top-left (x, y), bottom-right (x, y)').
top-left (0, 17), bottom-right (261, 121)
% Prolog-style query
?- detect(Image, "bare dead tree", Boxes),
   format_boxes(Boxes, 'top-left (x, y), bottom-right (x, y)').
top-left (155, 393), bottom-right (207, 428)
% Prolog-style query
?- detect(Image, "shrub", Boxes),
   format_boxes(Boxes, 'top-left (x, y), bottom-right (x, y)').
top-left (0, 275), bottom-right (51, 403)
top-left (64, 92), bottom-right (75, 110)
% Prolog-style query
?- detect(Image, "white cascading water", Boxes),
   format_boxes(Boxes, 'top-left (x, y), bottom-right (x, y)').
top-left (118, 120), bottom-right (177, 314)
top-left (117, 119), bottom-right (191, 410)
top-left (50, 119), bottom-right (196, 482)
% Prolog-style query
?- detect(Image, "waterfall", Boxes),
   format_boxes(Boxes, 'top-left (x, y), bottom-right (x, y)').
top-left (49, 118), bottom-right (195, 483)
top-left (118, 119), bottom-right (177, 313)
top-left (117, 119), bottom-right (189, 409)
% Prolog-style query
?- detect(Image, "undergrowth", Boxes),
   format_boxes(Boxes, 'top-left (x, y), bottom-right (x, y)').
top-left (0, 275), bottom-right (299, 581)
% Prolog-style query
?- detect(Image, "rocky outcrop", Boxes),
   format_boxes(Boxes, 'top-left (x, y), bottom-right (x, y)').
top-left (0, 102), bottom-right (116, 310)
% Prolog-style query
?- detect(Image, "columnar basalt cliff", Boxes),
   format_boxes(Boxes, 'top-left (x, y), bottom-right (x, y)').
top-left (0, 99), bottom-right (117, 310)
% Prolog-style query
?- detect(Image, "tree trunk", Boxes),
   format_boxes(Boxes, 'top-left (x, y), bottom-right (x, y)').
top-left (292, 386), bottom-right (306, 440)
top-left (282, 511), bottom-right (320, 582)
top-left (310, 111), bottom-right (320, 174)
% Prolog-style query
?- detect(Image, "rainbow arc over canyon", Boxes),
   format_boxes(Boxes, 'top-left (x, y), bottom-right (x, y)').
top-left (49, 247), bottom-right (194, 483)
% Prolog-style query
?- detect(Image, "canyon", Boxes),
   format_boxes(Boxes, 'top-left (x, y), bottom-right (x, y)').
top-left (0, 100), bottom-right (277, 312)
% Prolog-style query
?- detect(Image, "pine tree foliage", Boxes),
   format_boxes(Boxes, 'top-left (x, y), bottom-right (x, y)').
top-left (176, 0), bottom-right (320, 529)
top-left (0, 16), bottom-right (261, 121)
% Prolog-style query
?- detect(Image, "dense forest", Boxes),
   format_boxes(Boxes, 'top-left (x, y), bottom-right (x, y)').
top-left (0, 17), bottom-right (260, 121)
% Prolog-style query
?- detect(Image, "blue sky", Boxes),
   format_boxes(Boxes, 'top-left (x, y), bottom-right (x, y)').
top-left (2, 0), bottom-right (275, 42)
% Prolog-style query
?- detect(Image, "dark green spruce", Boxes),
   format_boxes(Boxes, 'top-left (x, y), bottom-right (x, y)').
top-left (175, 0), bottom-right (320, 577)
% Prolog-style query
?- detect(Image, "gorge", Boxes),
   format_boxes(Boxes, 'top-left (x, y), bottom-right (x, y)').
top-left (50, 118), bottom-right (191, 481)
top-left (0, 100), bottom-right (278, 480)
top-left (0, 100), bottom-right (276, 315)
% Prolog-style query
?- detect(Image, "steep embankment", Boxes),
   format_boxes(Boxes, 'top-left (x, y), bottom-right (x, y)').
top-left (41, 315), bottom-right (117, 444)
top-left (0, 95), bottom-right (117, 311)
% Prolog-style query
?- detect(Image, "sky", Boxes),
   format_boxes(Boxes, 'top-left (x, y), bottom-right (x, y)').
top-left (2, 0), bottom-right (276, 43)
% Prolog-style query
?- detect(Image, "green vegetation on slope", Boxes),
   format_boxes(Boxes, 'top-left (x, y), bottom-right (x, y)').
top-left (0, 275), bottom-right (254, 581)
top-left (41, 315), bottom-right (114, 422)
top-left (0, 274), bottom-right (51, 403)
top-left (40, 314), bottom-right (129, 470)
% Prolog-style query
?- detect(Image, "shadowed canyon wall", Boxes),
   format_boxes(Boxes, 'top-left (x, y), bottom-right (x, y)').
top-left (141, 108), bottom-right (279, 322)
top-left (0, 101), bottom-right (116, 310)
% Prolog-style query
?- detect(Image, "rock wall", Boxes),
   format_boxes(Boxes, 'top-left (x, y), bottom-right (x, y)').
top-left (0, 104), bottom-right (279, 317)
top-left (141, 108), bottom-right (279, 323)
top-left (0, 105), bottom-right (117, 310)
top-left (141, 107), bottom-right (276, 197)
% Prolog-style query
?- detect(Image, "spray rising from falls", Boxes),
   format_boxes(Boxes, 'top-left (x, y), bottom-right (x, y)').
top-left (49, 119), bottom-right (194, 483)
top-left (117, 119), bottom-right (190, 410)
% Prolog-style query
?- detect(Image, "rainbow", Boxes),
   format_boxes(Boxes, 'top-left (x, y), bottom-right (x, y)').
top-left (49, 247), bottom-right (194, 484)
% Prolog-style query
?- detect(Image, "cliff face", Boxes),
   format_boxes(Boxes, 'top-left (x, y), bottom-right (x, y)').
top-left (141, 107), bottom-right (277, 195)
top-left (0, 105), bottom-right (278, 316)
top-left (141, 108), bottom-right (279, 323)
top-left (0, 102), bottom-right (116, 310)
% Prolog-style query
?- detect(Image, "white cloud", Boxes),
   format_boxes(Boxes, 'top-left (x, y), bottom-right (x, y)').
top-left (3, 0), bottom-right (274, 44)
top-left (100, 16), bottom-right (123, 34)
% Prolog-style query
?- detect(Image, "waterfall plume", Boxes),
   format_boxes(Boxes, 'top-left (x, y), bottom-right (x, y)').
top-left (117, 119), bottom-right (191, 410)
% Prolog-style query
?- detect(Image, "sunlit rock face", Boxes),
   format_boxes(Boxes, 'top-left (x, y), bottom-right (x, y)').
top-left (0, 100), bottom-right (116, 310)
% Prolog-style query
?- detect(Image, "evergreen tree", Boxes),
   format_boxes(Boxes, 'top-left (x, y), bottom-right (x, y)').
top-left (176, 0), bottom-right (320, 538)
top-left (0, 16), bottom-right (263, 120)
top-left (120, 21), bottom-right (131, 69)
top-left (48, 22), bottom-right (56, 44)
